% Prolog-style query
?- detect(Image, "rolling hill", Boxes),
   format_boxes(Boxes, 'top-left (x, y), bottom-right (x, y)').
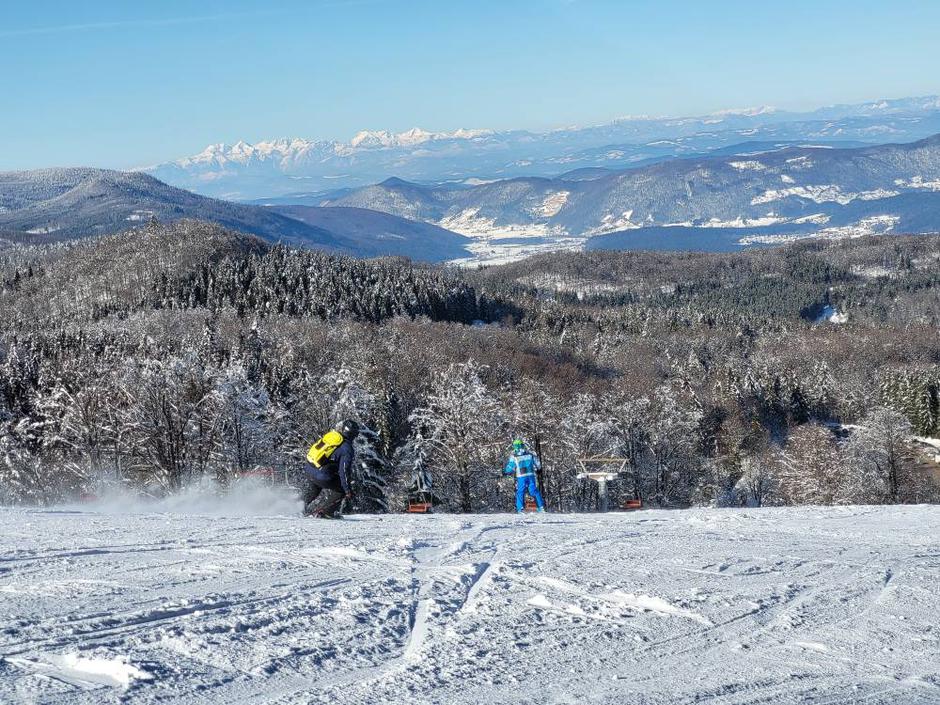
top-left (0, 168), bottom-right (347, 250)
top-left (271, 205), bottom-right (469, 261)
top-left (0, 169), bottom-right (469, 262)
top-left (320, 135), bottom-right (940, 259)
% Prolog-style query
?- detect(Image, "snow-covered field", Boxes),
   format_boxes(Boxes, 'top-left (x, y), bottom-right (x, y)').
top-left (2, 505), bottom-right (939, 704)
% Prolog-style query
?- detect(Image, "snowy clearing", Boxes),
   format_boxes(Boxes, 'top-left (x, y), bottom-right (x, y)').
top-left (1, 506), bottom-right (939, 704)
top-left (737, 215), bottom-right (901, 246)
top-left (750, 185), bottom-right (899, 206)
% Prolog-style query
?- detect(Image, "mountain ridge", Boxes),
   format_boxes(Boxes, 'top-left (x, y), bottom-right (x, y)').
top-left (0, 168), bottom-right (348, 251)
top-left (6, 131), bottom-right (940, 266)
top-left (0, 168), bottom-right (468, 261)
top-left (146, 95), bottom-right (940, 199)
top-left (319, 134), bottom-right (940, 261)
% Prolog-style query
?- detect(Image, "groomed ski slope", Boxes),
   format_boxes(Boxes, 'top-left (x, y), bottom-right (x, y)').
top-left (1, 505), bottom-right (939, 704)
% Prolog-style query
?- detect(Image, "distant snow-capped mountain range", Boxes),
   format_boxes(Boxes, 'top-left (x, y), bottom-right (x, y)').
top-left (7, 131), bottom-right (940, 265)
top-left (146, 96), bottom-right (940, 200)
top-left (6, 96), bottom-right (940, 266)
top-left (181, 127), bottom-right (498, 168)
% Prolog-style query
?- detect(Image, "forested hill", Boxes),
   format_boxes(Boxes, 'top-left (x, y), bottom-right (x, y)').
top-left (0, 220), bottom-right (482, 327)
top-left (0, 169), bottom-right (471, 262)
top-left (1, 220), bottom-right (939, 511)
top-left (0, 168), bottom-right (348, 251)
top-left (468, 235), bottom-right (940, 326)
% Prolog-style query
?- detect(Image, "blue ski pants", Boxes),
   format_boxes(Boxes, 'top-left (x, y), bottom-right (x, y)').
top-left (515, 475), bottom-right (545, 512)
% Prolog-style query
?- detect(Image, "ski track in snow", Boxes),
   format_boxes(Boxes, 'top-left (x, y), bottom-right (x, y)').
top-left (1, 507), bottom-right (939, 704)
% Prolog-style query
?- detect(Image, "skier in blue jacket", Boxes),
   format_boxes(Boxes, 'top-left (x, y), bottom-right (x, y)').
top-left (503, 438), bottom-right (546, 513)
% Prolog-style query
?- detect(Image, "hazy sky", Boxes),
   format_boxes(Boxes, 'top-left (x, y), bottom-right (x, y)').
top-left (3, 0), bottom-right (940, 170)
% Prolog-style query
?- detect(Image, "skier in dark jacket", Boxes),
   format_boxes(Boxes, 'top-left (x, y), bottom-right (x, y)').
top-left (303, 420), bottom-right (359, 518)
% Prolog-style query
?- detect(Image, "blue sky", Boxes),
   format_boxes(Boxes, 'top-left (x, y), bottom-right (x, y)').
top-left (3, 0), bottom-right (939, 170)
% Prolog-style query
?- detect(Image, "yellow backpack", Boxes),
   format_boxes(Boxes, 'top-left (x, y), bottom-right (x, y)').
top-left (306, 430), bottom-right (345, 468)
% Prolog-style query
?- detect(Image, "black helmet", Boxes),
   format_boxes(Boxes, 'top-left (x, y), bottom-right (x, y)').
top-left (339, 419), bottom-right (360, 440)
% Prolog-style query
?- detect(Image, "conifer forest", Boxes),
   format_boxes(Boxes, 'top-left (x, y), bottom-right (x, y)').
top-left (2, 221), bottom-right (939, 511)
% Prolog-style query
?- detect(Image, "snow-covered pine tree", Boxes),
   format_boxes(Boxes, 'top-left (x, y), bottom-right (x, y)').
top-left (408, 361), bottom-right (504, 512)
top-left (0, 393), bottom-right (43, 503)
top-left (390, 430), bottom-right (436, 511)
top-left (328, 367), bottom-right (390, 512)
top-left (879, 369), bottom-right (940, 437)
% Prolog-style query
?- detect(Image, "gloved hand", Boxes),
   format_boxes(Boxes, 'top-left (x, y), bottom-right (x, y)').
top-left (345, 492), bottom-right (353, 501)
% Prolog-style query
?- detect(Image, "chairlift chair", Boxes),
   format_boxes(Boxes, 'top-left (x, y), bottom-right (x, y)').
top-left (407, 469), bottom-right (434, 514)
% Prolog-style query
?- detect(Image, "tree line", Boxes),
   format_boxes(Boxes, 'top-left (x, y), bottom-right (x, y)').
top-left (2, 220), bottom-right (939, 510)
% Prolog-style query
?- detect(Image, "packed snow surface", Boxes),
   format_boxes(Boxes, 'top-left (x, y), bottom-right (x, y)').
top-left (1, 505), bottom-right (939, 704)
